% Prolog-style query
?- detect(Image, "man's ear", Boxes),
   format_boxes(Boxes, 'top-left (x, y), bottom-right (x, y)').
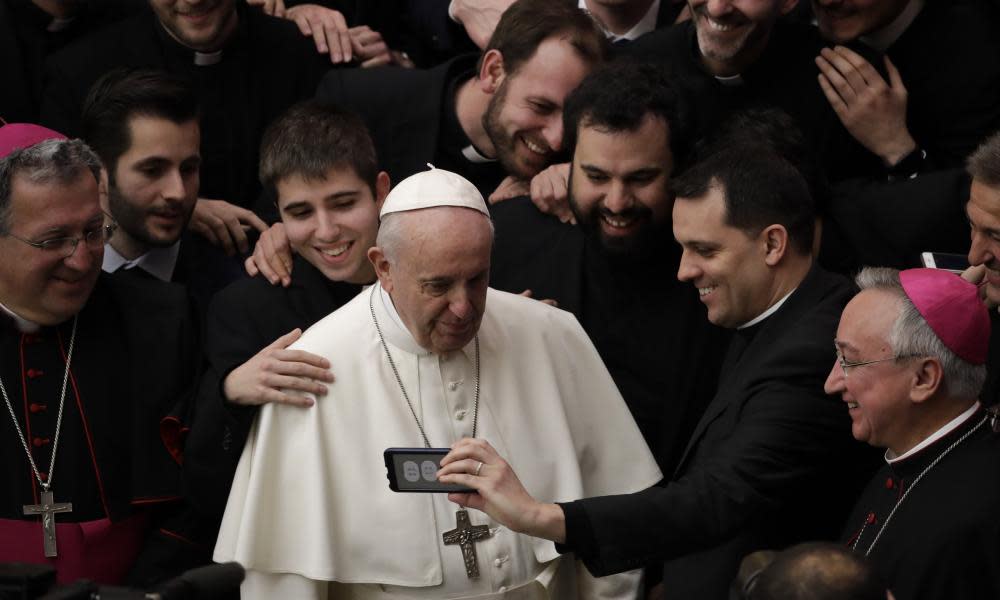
top-left (374, 171), bottom-right (390, 210)
top-left (98, 167), bottom-right (110, 212)
top-left (910, 357), bottom-right (944, 404)
top-left (761, 224), bottom-right (789, 266)
top-left (368, 246), bottom-right (393, 293)
top-left (479, 49), bottom-right (506, 94)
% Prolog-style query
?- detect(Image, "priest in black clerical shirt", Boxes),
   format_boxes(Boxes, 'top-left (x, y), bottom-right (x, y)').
top-left (440, 145), bottom-right (876, 600)
top-left (315, 0), bottom-right (608, 200)
top-left (828, 267), bottom-right (1000, 600)
top-left (491, 62), bottom-right (729, 476)
top-left (39, 0), bottom-right (328, 216)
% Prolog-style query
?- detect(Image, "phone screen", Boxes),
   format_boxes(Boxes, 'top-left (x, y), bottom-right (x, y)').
top-left (384, 448), bottom-right (474, 493)
top-left (924, 252), bottom-right (970, 273)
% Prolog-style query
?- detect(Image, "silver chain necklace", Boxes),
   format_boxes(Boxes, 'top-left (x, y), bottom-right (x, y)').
top-left (1, 315), bottom-right (78, 491)
top-left (368, 286), bottom-right (480, 446)
top-left (2, 315), bottom-right (78, 557)
top-left (853, 414), bottom-right (988, 556)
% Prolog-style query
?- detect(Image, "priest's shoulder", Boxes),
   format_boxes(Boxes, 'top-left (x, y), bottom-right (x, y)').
top-left (291, 286), bottom-right (374, 348)
top-left (483, 287), bottom-right (581, 336)
top-left (492, 195), bottom-right (580, 260)
top-left (616, 19), bottom-right (691, 63)
top-left (317, 52), bottom-right (475, 110)
top-left (45, 9), bottom-right (151, 72)
top-left (209, 271), bottom-right (291, 319)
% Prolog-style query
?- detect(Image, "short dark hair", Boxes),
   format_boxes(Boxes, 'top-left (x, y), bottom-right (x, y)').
top-left (479, 0), bottom-right (608, 76)
top-left (695, 108), bottom-right (829, 210)
top-left (671, 145), bottom-right (816, 255)
top-left (259, 100), bottom-right (378, 194)
top-left (747, 542), bottom-right (886, 600)
top-left (967, 129), bottom-right (1000, 187)
top-left (562, 61), bottom-right (691, 167)
top-left (81, 68), bottom-right (198, 181)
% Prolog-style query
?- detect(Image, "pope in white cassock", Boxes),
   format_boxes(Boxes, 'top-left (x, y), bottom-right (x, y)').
top-left (214, 168), bottom-right (662, 599)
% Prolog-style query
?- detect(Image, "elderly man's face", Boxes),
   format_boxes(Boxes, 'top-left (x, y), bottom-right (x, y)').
top-left (812, 0), bottom-right (911, 44)
top-left (967, 179), bottom-right (1000, 305)
top-left (377, 208), bottom-right (492, 354)
top-left (107, 116), bottom-right (200, 255)
top-left (0, 171), bottom-right (104, 325)
top-left (688, 0), bottom-right (794, 75)
top-left (482, 37), bottom-right (593, 179)
top-left (568, 114), bottom-right (673, 255)
top-left (672, 185), bottom-right (774, 328)
top-left (824, 289), bottom-right (915, 452)
top-left (149, 0), bottom-right (238, 52)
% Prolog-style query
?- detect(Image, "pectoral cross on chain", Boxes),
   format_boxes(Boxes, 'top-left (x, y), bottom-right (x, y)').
top-left (23, 489), bottom-right (72, 558)
top-left (442, 509), bottom-right (492, 578)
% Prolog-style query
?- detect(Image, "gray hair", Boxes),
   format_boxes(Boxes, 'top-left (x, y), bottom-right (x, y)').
top-left (967, 129), bottom-right (1000, 187)
top-left (0, 138), bottom-right (103, 234)
top-left (855, 267), bottom-right (986, 401)
top-left (375, 209), bottom-right (495, 264)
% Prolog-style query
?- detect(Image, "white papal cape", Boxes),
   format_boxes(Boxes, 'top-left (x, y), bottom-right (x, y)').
top-left (215, 286), bottom-right (662, 599)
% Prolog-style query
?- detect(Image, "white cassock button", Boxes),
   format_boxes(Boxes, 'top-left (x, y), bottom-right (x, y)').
top-left (455, 410), bottom-right (467, 420)
top-left (494, 558), bottom-right (503, 568)
top-left (448, 381), bottom-right (460, 391)
top-left (499, 586), bottom-right (507, 593)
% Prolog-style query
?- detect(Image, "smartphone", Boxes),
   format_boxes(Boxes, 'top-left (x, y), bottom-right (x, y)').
top-left (920, 252), bottom-right (970, 274)
top-left (384, 448), bottom-right (474, 493)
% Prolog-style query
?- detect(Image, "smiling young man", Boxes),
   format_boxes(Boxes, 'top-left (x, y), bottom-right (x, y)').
top-left (441, 144), bottom-right (876, 599)
top-left (826, 267), bottom-right (1000, 600)
top-left (490, 62), bottom-right (729, 477)
top-left (316, 0), bottom-right (607, 197)
top-left (182, 100), bottom-right (389, 529)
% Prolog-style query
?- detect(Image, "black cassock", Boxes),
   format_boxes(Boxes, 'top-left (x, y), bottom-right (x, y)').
top-left (182, 257), bottom-right (360, 534)
top-left (842, 407), bottom-right (1000, 600)
top-left (39, 4), bottom-right (327, 212)
top-left (0, 274), bottom-right (201, 586)
top-left (489, 197), bottom-right (730, 476)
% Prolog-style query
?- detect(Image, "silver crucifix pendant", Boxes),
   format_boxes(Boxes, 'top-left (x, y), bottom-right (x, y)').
top-left (442, 509), bottom-right (492, 578)
top-left (23, 489), bottom-right (72, 558)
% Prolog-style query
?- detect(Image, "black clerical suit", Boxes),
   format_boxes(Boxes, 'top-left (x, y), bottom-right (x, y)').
top-left (0, 0), bottom-right (138, 123)
top-left (39, 4), bottom-right (327, 212)
top-left (620, 19), bottom-right (883, 183)
top-left (489, 197), bottom-right (729, 475)
top-left (0, 274), bottom-right (201, 586)
top-left (315, 53), bottom-right (507, 197)
top-left (842, 406), bottom-right (1000, 600)
top-left (866, 0), bottom-right (1000, 169)
top-left (182, 257), bottom-right (359, 532)
top-left (983, 310), bottom-right (1000, 408)
top-left (556, 265), bottom-right (879, 600)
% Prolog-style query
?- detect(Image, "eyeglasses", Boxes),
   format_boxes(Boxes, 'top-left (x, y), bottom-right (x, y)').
top-left (6, 220), bottom-right (118, 258)
top-left (834, 345), bottom-right (921, 377)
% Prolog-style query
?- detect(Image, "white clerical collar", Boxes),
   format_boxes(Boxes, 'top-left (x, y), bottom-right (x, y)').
top-left (375, 284), bottom-right (477, 362)
top-left (194, 50), bottom-right (224, 66)
top-left (714, 73), bottom-right (744, 87)
top-left (102, 241), bottom-right (181, 282)
top-left (0, 301), bottom-right (41, 333)
top-left (579, 0), bottom-right (661, 42)
top-left (859, 0), bottom-right (924, 52)
top-left (461, 144), bottom-right (496, 164)
top-left (887, 401), bottom-right (981, 463)
top-left (47, 16), bottom-right (75, 33)
top-left (737, 287), bottom-right (795, 330)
